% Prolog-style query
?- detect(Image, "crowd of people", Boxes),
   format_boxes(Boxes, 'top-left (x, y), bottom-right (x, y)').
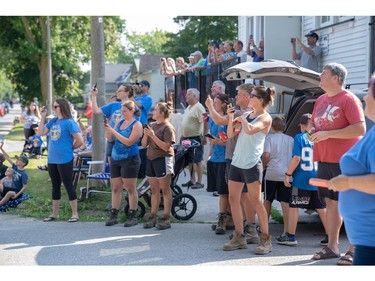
top-left (0, 29), bottom-right (374, 265)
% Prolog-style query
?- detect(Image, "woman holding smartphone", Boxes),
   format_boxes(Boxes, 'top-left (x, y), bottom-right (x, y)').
top-left (141, 101), bottom-right (176, 230)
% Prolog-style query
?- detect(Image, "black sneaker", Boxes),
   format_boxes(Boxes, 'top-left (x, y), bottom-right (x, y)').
top-left (181, 180), bottom-right (193, 187)
top-left (191, 183), bottom-right (204, 189)
top-left (320, 235), bottom-right (329, 246)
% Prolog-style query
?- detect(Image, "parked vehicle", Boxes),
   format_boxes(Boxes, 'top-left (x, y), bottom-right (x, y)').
top-left (222, 59), bottom-right (373, 136)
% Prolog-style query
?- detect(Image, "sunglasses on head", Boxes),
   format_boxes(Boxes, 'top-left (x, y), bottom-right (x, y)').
top-left (249, 93), bottom-right (261, 99)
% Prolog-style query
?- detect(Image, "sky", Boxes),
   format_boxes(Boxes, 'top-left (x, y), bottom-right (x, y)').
top-left (123, 15), bottom-right (180, 34)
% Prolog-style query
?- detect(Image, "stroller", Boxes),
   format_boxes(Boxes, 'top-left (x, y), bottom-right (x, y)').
top-left (124, 139), bottom-right (199, 221)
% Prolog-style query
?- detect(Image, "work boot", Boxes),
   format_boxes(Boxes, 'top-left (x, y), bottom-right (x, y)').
top-left (156, 214), bottom-right (171, 230)
top-left (143, 214), bottom-right (157, 229)
top-left (244, 222), bottom-right (260, 244)
top-left (215, 213), bottom-right (227, 235)
top-left (254, 233), bottom-right (272, 255)
top-left (223, 231), bottom-right (248, 251)
top-left (105, 208), bottom-right (119, 226)
top-left (224, 212), bottom-right (235, 230)
top-left (124, 209), bottom-right (138, 227)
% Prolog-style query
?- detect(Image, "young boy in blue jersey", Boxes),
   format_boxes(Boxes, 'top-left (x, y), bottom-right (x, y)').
top-left (277, 113), bottom-right (328, 246)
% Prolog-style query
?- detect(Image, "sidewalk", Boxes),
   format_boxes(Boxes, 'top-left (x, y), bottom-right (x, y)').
top-left (0, 103), bottom-right (24, 152)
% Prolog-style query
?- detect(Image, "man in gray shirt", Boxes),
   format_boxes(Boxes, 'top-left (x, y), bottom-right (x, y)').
top-left (291, 31), bottom-right (322, 72)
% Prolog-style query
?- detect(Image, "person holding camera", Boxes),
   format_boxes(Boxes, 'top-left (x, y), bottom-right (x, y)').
top-left (160, 58), bottom-right (177, 105)
top-left (291, 31), bottom-right (322, 72)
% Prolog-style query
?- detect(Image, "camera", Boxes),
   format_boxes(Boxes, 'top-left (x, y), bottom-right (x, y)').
top-left (291, 38), bottom-right (296, 43)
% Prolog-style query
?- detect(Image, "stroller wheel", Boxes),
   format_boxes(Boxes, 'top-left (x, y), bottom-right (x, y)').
top-left (124, 201), bottom-right (146, 219)
top-left (171, 184), bottom-right (182, 196)
top-left (171, 193), bottom-right (197, 221)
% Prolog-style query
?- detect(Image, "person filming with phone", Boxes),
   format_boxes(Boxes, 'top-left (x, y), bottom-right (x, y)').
top-left (291, 31), bottom-right (322, 72)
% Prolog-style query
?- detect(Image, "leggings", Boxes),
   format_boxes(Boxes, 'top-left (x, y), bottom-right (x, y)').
top-left (48, 159), bottom-right (77, 201)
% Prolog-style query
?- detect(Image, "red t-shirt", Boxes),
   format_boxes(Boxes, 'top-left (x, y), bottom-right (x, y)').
top-left (311, 90), bottom-right (364, 163)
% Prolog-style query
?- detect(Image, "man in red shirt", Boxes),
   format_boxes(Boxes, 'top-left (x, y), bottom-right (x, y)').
top-left (310, 63), bottom-right (365, 265)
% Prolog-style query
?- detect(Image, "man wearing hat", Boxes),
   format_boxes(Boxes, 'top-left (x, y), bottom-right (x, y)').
top-left (0, 142), bottom-right (28, 206)
top-left (291, 31), bottom-right (322, 72)
top-left (132, 80), bottom-right (153, 125)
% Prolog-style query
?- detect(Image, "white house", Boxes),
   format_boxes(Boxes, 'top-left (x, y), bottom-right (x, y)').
top-left (238, 16), bottom-right (375, 89)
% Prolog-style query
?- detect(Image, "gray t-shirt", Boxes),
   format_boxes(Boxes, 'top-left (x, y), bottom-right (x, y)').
top-left (263, 132), bottom-right (294, 181)
top-left (298, 45), bottom-right (322, 72)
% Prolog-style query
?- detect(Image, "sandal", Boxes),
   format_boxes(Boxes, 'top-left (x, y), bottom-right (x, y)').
top-left (337, 251), bottom-right (354, 266)
top-left (38, 165), bottom-right (48, 171)
top-left (43, 215), bottom-right (58, 222)
top-left (311, 246), bottom-right (340, 260)
top-left (67, 217), bottom-right (79, 223)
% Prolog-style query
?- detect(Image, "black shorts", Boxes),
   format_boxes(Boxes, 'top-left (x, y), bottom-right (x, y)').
top-left (263, 180), bottom-right (291, 203)
top-left (289, 187), bottom-right (326, 209)
top-left (182, 136), bottom-right (203, 163)
top-left (146, 156), bottom-right (174, 178)
top-left (110, 155), bottom-right (141, 179)
top-left (207, 161), bottom-right (228, 194)
top-left (228, 160), bottom-right (263, 184)
top-left (317, 162), bottom-right (341, 201)
top-left (1, 187), bottom-right (22, 200)
top-left (225, 160), bottom-right (247, 192)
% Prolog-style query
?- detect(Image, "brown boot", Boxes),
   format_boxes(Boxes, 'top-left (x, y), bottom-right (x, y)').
top-left (254, 233), bottom-right (272, 255)
top-left (223, 231), bottom-right (248, 251)
top-left (215, 213), bottom-right (227, 235)
top-left (224, 212), bottom-right (235, 230)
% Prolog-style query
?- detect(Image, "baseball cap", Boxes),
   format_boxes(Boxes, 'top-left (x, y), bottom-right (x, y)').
top-left (192, 50), bottom-right (203, 57)
top-left (15, 154), bottom-right (29, 166)
top-left (209, 39), bottom-right (219, 49)
top-left (305, 31), bottom-right (319, 40)
top-left (188, 53), bottom-right (195, 59)
top-left (138, 80), bottom-right (150, 88)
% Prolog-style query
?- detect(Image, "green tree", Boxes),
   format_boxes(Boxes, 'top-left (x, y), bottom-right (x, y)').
top-left (0, 16), bottom-right (125, 105)
top-left (164, 16), bottom-right (238, 59)
top-left (117, 29), bottom-right (171, 63)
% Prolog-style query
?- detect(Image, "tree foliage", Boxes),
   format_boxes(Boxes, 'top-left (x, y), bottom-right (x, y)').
top-left (0, 16), bottom-right (125, 105)
top-left (163, 16), bottom-right (238, 59)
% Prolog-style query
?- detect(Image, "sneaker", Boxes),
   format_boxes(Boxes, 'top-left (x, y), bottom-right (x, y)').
top-left (191, 182), bottom-right (204, 189)
top-left (320, 235), bottom-right (329, 246)
top-left (304, 209), bottom-right (316, 215)
top-left (143, 214), bottom-right (157, 229)
top-left (223, 231), bottom-right (247, 251)
top-left (212, 191), bottom-right (219, 197)
top-left (244, 223), bottom-right (260, 244)
top-left (276, 233), bottom-right (298, 246)
top-left (215, 213), bottom-right (227, 235)
top-left (156, 214), bottom-right (171, 230)
top-left (181, 180), bottom-right (193, 187)
top-left (254, 233), bottom-right (272, 255)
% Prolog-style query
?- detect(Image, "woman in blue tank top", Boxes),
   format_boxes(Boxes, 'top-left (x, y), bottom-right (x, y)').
top-left (103, 101), bottom-right (143, 227)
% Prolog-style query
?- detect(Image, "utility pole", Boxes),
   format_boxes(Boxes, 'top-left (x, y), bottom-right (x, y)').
top-left (46, 16), bottom-right (53, 114)
top-left (90, 16), bottom-right (106, 170)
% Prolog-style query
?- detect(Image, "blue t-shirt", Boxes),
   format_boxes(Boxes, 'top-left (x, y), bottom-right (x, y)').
top-left (208, 118), bottom-right (227, 163)
top-left (46, 118), bottom-right (81, 164)
top-left (111, 120), bottom-right (141, 161)
top-left (339, 126), bottom-right (375, 247)
top-left (12, 163), bottom-right (28, 192)
top-left (101, 102), bottom-right (123, 128)
top-left (135, 94), bottom-right (152, 125)
top-left (32, 134), bottom-right (44, 148)
top-left (291, 132), bottom-right (317, 191)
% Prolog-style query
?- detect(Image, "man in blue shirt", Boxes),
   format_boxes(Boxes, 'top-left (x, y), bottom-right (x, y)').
top-left (132, 80), bottom-right (153, 125)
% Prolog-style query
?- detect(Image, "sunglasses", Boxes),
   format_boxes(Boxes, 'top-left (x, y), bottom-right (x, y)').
top-left (249, 93), bottom-right (261, 99)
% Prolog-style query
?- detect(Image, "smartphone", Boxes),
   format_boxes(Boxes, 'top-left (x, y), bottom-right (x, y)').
top-left (218, 131), bottom-right (228, 143)
top-left (103, 115), bottom-right (107, 124)
top-left (309, 178), bottom-right (329, 188)
top-left (205, 133), bottom-right (215, 139)
top-left (291, 38), bottom-right (296, 43)
top-left (142, 123), bottom-right (150, 129)
top-left (93, 82), bottom-right (97, 91)
top-left (249, 34), bottom-right (253, 40)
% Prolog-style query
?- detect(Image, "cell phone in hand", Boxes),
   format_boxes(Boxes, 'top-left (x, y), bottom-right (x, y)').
top-left (103, 115), bottom-right (107, 125)
top-left (93, 82), bottom-right (97, 91)
top-left (218, 131), bottom-right (228, 143)
top-left (249, 34), bottom-right (253, 40)
top-left (205, 133), bottom-right (215, 139)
